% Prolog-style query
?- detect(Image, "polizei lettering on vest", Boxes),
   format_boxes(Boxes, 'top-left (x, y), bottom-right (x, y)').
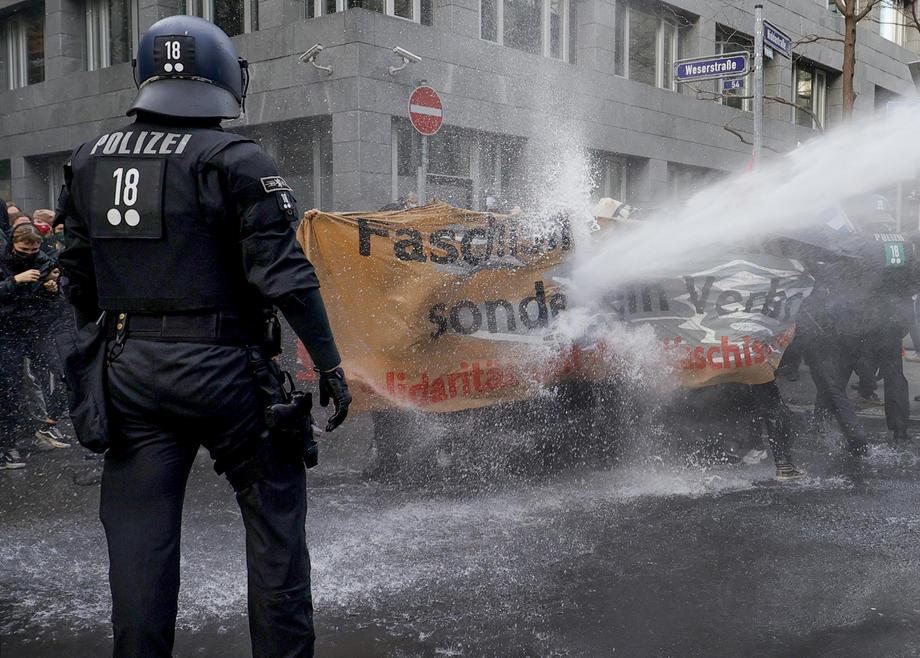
top-left (89, 131), bottom-right (193, 156)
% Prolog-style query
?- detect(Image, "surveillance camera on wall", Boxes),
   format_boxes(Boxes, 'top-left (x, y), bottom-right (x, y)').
top-left (392, 47), bottom-right (422, 64)
top-left (299, 44), bottom-right (324, 63)
top-left (389, 46), bottom-right (422, 75)
top-left (299, 43), bottom-right (332, 76)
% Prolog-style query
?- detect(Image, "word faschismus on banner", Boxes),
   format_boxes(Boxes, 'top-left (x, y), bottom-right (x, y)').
top-left (674, 52), bottom-right (749, 83)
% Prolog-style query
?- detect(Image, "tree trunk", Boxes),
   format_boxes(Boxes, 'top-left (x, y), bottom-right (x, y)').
top-left (841, 12), bottom-right (858, 119)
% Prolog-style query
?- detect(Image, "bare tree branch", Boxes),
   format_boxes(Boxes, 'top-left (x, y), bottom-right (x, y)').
top-left (722, 118), bottom-right (780, 153)
top-left (856, 0), bottom-right (884, 23)
top-left (794, 34), bottom-right (846, 46)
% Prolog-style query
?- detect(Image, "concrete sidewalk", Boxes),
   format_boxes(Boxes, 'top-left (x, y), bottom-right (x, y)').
top-left (776, 354), bottom-right (920, 432)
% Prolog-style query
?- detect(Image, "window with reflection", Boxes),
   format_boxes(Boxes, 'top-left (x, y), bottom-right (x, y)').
top-left (716, 26), bottom-right (753, 112)
top-left (186, 0), bottom-right (257, 37)
top-left (86, 0), bottom-right (137, 71)
top-left (480, 0), bottom-right (576, 61)
top-left (306, 0), bottom-right (432, 24)
top-left (613, 1), bottom-right (684, 91)
top-left (794, 61), bottom-right (827, 129)
top-left (3, 2), bottom-right (44, 89)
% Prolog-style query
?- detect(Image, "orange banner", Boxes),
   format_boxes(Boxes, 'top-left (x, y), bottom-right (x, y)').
top-left (295, 204), bottom-right (810, 411)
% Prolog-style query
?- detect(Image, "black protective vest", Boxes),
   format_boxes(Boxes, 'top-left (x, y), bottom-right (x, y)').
top-left (68, 123), bottom-right (254, 313)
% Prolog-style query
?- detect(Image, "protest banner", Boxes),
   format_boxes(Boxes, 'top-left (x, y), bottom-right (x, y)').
top-left (294, 204), bottom-right (812, 411)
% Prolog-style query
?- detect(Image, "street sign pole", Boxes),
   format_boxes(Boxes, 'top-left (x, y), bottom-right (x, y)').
top-left (753, 4), bottom-right (764, 169)
top-left (419, 135), bottom-right (428, 204)
top-left (408, 84), bottom-right (443, 205)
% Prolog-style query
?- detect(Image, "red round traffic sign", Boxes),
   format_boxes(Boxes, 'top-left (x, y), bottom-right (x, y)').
top-left (408, 86), bottom-right (443, 136)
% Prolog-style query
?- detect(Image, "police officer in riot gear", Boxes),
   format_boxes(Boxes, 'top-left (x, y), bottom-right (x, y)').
top-left (55, 15), bottom-right (349, 657)
top-left (796, 227), bottom-right (918, 453)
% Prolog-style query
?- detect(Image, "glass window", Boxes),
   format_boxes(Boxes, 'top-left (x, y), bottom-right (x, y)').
top-left (794, 66), bottom-right (814, 128)
top-left (187, 0), bottom-right (256, 35)
top-left (394, 0), bottom-right (413, 19)
top-left (716, 27), bottom-right (753, 111)
top-left (86, 0), bottom-right (136, 70)
top-left (214, 0), bottom-right (245, 36)
top-left (0, 159), bottom-right (11, 202)
top-left (504, 0), bottom-right (542, 54)
top-left (429, 128), bottom-right (471, 178)
top-left (614, 1), bottom-right (625, 76)
top-left (481, 0), bottom-right (498, 40)
top-left (627, 7), bottom-right (657, 86)
top-left (567, 0), bottom-right (577, 63)
top-left (24, 8), bottom-right (43, 84)
top-left (480, 0), bottom-right (574, 60)
top-left (659, 19), bottom-right (675, 90)
top-left (614, 2), bottom-right (684, 90)
top-left (395, 120), bottom-right (419, 176)
top-left (4, 3), bottom-right (44, 89)
top-left (669, 163), bottom-right (722, 201)
top-left (349, 0), bottom-right (384, 12)
top-left (880, 0), bottom-right (905, 46)
top-left (108, 0), bottom-right (133, 63)
top-left (589, 151), bottom-right (646, 206)
top-left (549, 0), bottom-right (562, 59)
top-left (794, 62), bottom-right (827, 129)
top-left (308, 0), bottom-right (428, 23)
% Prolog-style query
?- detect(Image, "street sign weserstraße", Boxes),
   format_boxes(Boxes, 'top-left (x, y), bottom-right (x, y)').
top-left (763, 20), bottom-right (792, 59)
top-left (674, 52), bottom-right (749, 83)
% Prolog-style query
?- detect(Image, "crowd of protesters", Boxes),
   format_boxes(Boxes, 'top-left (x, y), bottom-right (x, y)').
top-left (0, 199), bottom-right (71, 469)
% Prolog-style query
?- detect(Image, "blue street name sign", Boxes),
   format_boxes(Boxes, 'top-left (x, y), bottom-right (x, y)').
top-left (722, 78), bottom-right (744, 92)
top-left (674, 53), bottom-right (749, 83)
top-left (763, 21), bottom-right (792, 59)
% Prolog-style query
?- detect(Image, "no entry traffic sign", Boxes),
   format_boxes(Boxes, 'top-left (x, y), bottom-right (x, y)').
top-left (408, 86), bottom-right (443, 136)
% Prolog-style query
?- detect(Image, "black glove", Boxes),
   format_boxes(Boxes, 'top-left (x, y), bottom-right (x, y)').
top-left (318, 367), bottom-right (351, 432)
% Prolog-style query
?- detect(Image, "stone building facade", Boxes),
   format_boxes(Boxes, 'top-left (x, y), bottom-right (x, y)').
top-left (1, 0), bottom-right (918, 217)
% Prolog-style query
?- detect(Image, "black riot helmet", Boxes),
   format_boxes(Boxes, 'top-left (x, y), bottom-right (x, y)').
top-left (129, 15), bottom-right (249, 120)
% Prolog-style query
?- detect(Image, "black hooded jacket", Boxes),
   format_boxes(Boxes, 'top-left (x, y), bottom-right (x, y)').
top-left (0, 247), bottom-right (62, 338)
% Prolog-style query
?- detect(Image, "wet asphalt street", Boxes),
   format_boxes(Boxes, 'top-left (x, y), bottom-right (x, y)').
top-left (6, 365), bottom-right (920, 656)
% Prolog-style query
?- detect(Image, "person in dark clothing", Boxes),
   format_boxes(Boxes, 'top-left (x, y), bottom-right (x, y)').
top-left (56, 16), bottom-right (351, 657)
top-left (750, 380), bottom-right (801, 477)
top-left (797, 230), bottom-right (918, 452)
top-left (0, 224), bottom-right (65, 468)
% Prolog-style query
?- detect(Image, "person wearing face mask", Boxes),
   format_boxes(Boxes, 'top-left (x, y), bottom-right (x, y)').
top-left (0, 224), bottom-right (68, 468)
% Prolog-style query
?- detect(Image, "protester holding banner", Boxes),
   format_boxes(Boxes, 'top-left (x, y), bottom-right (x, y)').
top-left (297, 199), bottom-right (814, 479)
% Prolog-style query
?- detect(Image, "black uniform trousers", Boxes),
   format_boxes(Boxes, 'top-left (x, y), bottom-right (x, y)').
top-left (750, 381), bottom-right (794, 463)
top-left (0, 336), bottom-right (51, 447)
top-left (100, 339), bottom-right (314, 658)
top-left (854, 326), bottom-right (909, 432)
top-left (800, 331), bottom-right (868, 443)
top-left (803, 325), bottom-right (910, 438)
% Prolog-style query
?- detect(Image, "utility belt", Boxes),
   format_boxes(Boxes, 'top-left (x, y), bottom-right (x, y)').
top-left (104, 310), bottom-right (265, 346)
